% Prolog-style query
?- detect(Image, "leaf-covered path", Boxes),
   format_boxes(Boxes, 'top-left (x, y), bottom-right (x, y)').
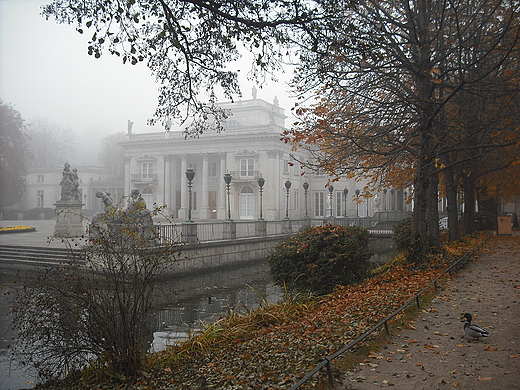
top-left (342, 234), bottom-right (520, 389)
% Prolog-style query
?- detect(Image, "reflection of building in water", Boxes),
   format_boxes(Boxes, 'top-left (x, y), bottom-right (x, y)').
top-left (149, 273), bottom-right (284, 352)
top-left (121, 95), bottom-right (412, 220)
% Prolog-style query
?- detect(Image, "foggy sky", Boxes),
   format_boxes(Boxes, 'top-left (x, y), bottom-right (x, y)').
top-left (0, 0), bottom-right (294, 164)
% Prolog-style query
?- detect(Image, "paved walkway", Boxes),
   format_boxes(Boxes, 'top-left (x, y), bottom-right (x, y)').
top-left (0, 219), bottom-right (85, 248)
top-left (342, 233), bottom-right (520, 389)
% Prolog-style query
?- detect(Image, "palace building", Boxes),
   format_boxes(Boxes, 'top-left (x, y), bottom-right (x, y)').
top-left (120, 95), bottom-right (409, 222)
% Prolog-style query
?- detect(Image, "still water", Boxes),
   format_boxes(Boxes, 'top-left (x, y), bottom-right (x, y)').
top-left (0, 259), bottom-right (281, 390)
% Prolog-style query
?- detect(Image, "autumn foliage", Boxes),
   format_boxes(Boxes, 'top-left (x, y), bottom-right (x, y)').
top-left (30, 233), bottom-right (490, 389)
top-left (267, 224), bottom-right (372, 295)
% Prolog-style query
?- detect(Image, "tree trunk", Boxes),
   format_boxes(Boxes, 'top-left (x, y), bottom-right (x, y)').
top-left (427, 172), bottom-right (440, 249)
top-left (462, 176), bottom-right (477, 234)
top-left (443, 166), bottom-right (460, 241)
top-left (411, 155), bottom-right (431, 262)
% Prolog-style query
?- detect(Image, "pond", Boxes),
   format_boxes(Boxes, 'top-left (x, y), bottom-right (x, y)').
top-left (0, 243), bottom-right (394, 389)
top-left (0, 259), bottom-right (281, 390)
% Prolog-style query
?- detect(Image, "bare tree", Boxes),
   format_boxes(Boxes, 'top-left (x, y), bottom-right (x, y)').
top-left (26, 118), bottom-right (76, 167)
top-left (99, 132), bottom-right (126, 179)
top-left (11, 198), bottom-right (179, 380)
top-left (0, 100), bottom-right (28, 208)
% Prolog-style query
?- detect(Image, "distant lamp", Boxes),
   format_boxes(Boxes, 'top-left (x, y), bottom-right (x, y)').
top-left (185, 167), bottom-right (195, 222)
top-left (343, 188), bottom-right (348, 217)
top-left (328, 185), bottom-right (334, 217)
top-left (258, 175), bottom-right (265, 220)
top-left (224, 172), bottom-right (232, 221)
top-left (303, 181), bottom-right (309, 217)
top-left (284, 180), bottom-right (292, 219)
top-left (355, 189), bottom-right (360, 216)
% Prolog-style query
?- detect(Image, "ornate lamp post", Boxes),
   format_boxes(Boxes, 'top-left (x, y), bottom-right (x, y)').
top-left (224, 172), bottom-right (232, 221)
top-left (328, 185), bottom-right (334, 217)
top-left (303, 181), bottom-right (309, 217)
top-left (185, 167), bottom-right (195, 222)
top-left (284, 179), bottom-right (291, 219)
top-left (343, 188), bottom-right (348, 217)
top-left (257, 175), bottom-right (265, 220)
top-left (366, 191), bottom-right (370, 217)
top-left (355, 189), bottom-right (360, 216)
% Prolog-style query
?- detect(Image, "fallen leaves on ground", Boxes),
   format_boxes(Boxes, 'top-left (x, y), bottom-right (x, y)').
top-left (36, 233), bottom-right (492, 390)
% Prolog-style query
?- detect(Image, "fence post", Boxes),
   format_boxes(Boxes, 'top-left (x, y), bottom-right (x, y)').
top-left (325, 359), bottom-right (334, 384)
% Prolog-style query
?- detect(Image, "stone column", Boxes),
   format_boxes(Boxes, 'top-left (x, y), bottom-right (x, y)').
top-left (200, 153), bottom-right (210, 219)
top-left (218, 152), bottom-right (227, 219)
top-left (178, 155), bottom-right (188, 220)
top-left (164, 155), bottom-right (172, 214)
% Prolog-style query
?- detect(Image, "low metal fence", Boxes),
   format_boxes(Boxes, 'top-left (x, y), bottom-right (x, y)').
top-left (289, 234), bottom-right (490, 389)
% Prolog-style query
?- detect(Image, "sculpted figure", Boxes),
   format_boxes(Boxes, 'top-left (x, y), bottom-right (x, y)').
top-left (96, 190), bottom-right (114, 212)
top-left (59, 162), bottom-right (75, 202)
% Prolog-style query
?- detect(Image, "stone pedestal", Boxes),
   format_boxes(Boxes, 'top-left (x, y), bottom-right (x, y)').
top-left (223, 220), bottom-right (236, 239)
top-left (282, 218), bottom-right (292, 234)
top-left (302, 216), bottom-right (312, 229)
top-left (324, 216), bottom-right (336, 225)
top-left (54, 202), bottom-right (84, 237)
top-left (182, 222), bottom-right (198, 243)
top-left (255, 220), bottom-right (267, 237)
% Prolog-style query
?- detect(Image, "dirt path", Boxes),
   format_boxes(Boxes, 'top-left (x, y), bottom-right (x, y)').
top-left (342, 234), bottom-right (520, 390)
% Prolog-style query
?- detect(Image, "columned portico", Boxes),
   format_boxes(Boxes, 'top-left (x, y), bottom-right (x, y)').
top-left (200, 153), bottom-right (211, 219)
top-left (119, 97), bottom-right (396, 222)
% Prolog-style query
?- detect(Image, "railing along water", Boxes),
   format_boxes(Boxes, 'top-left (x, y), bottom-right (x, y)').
top-left (154, 216), bottom-right (401, 244)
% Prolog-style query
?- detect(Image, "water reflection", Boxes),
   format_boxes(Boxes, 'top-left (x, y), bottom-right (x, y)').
top-left (148, 260), bottom-right (283, 351)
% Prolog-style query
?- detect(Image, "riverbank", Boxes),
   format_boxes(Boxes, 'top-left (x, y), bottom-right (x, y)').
top-left (28, 232), bottom-right (501, 390)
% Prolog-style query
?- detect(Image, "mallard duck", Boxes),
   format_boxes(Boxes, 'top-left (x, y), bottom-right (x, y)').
top-left (462, 313), bottom-right (490, 341)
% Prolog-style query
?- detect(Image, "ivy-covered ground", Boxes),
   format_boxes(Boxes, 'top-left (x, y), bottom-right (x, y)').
top-left (34, 233), bottom-right (489, 390)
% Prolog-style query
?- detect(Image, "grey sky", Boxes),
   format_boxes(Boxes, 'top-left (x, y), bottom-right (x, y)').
top-left (0, 0), bottom-right (294, 163)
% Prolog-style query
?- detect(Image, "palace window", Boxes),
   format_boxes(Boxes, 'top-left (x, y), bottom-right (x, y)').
top-left (293, 189), bottom-right (300, 211)
top-left (37, 190), bottom-right (44, 207)
top-left (240, 158), bottom-right (255, 178)
top-left (336, 191), bottom-right (345, 217)
top-left (37, 174), bottom-right (44, 183)
top-left (141, 162), bottom-right (154, 180)
top-left (314, 191), bottom-right (324, 217)
top-left (141, 187), bottom-right (154, 207)
top-left (239, 186), bottom-right (254, 219)
top-left (209, 162), bottom-right (217, 177)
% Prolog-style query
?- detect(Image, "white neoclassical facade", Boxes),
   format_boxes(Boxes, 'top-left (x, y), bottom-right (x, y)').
top-left (121, 96), bottom-right (410, 222)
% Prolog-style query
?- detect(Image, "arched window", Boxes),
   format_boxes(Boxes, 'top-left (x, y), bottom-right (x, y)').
top-left (141, 187), bottom-right (154, 208)
top-left (239, 186), bottom-right (254, 219)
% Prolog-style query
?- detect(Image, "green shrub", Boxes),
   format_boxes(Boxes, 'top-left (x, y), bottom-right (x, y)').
top-left (267, 224), bottom-right (372, 295)
top-left (393, 217), bottom-right (413, 250)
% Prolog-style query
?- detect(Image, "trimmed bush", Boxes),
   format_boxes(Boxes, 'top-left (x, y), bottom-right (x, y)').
top-left (268, 224), bottom-right (372, 295)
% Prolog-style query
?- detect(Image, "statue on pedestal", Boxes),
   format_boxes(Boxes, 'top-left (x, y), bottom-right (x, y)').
top-left (55, 162), bottom-right (84, 236)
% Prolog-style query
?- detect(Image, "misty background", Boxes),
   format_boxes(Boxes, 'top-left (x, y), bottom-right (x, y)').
top-left (0, 0), bottom-right (294, 166)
